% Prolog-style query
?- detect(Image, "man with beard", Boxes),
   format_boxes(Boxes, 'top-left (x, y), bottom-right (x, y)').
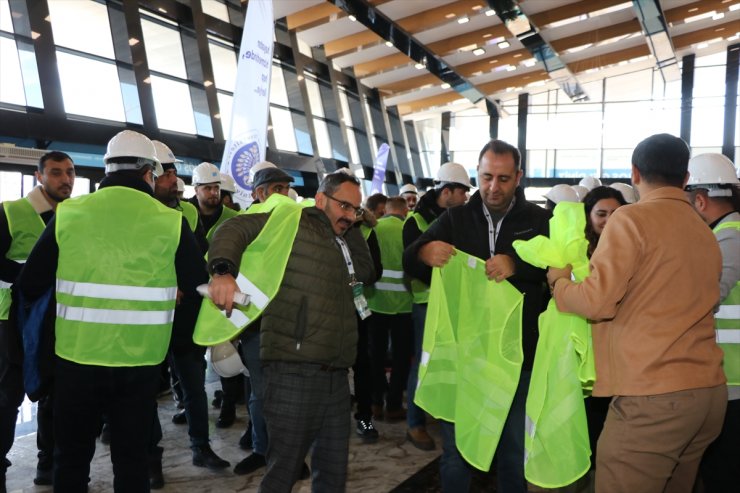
top-left (404, 140), bottom-right (550, 493)
top-left (206, 171), bottom-right (374, 492)
top-left (0, 151), bottom-right (75, 490)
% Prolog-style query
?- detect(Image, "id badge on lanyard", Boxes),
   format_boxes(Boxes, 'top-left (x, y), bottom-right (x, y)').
top-left (336, 237), bottom-right (371, 320)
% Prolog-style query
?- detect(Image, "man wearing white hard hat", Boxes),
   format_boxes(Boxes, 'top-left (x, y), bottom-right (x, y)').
top-left (176, 177), bottom-right (185, 200)
top-left (685, 153), bottom-right (740, 493)
top-left (543, 184), bottom-right (579, 210)
top-left (609, 182), bottom-right (638, 204)
top-left (399, 183), bottom-right (419, 210)
top-left (401, 162), bottom-right (470, 452)
top-left (579, 176), bottom-right (602, 191)
top-left (16, 130), bottom-right (207, 491)
top-left (219, 173), bottom-right (240, 212)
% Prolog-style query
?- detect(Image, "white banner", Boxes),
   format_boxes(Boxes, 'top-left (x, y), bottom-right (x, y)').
top-left (220, 0), bottom-right (274, 207)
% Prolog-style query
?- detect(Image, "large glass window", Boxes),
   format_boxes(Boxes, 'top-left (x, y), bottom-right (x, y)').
top-left (48, 0), bottom-right (115, 59)
top-left (141, 17), bottom-right (187, 79)
top-left (56, 51), bottom-right (127, 121)
top-left (0, 36), bottom-right (26, 106)
top-left (0, 0), bottom-right (42, 108)
top-left (209, 40), bottom-right (237, 93)
top-left (201, 0), bottom-right (230, 23)
top-left (150, 75), bottom-right (196, 134)
top-left (691, 52), bottom-right (727, 149)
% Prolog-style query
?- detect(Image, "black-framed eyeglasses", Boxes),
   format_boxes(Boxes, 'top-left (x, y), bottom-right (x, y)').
top-left (325, 193), bottom-right (364, 218)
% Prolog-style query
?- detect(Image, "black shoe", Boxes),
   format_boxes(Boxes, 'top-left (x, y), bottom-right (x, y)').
top-left (212, 390), bottom-right (223, 409)
top-left (216, 405), bottom-right (236, 428)
top-left (33, 466), bottom-right (53, 486)
top-left (149, 460), bottom-right (164, 490)
top-left (172, 409), bottom-right (187, 425)
top-left (100, 423), bottom-right (111, 445)
top-left (355, 418), bottom-right (379, 443)
top-left (299, 462), bottom-right (310, 480)
top-left (192, 445), bottom-right (230, 469)
top-left (233, 453), bottom-right (266, 475)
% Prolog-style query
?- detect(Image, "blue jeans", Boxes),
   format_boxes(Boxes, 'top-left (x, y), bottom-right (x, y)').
top-left (170, 346), bottom-right (209, 447)
top-left (240, 330), bottom-right (268, 455)
top-left (406, 303), bottom-right (427, 429)
top-left (439, 370), bottom-right (531, 493)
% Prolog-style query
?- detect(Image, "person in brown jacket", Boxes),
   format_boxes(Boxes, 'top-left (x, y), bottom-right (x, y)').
top-left (547, 133), bottom-right (727, 493)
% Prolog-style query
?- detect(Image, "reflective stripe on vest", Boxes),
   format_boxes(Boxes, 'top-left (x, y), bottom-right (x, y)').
top-left (55, 187), bottom-right (180, 366)
top-left (415, 250), bottom-right (523, 471)
top-left (405, 212), bottom-right (431, 304)
top-left (1, 197), bottom-right (45, 320)
top-left (365, 216), bottom-right (412, 314)
top-left (206, 206), bottom-right (239, 242)
top-left (713, 220), bottom-right (740, 386)
top-left (193, 193), bottom-right (305, 346)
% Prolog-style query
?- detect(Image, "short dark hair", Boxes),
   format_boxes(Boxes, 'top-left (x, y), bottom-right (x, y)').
top-left (478, 139), bottom-right (521, 170)
top-left (38, 151), bottom-right (72, 173)
top-left (317, 170), bottom-right (361, 197)
top-left (385, 196), bottom-right (407, 214)
top-left (364, 193), bottom-right (387, 212)
top-left (631, 134), bottom-right (690, 187)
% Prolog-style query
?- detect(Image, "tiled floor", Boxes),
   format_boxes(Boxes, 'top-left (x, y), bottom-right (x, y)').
top-left (5, 379), bottom-right (444, 493)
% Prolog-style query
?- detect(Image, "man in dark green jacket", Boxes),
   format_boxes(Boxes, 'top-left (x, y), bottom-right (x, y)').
top-left (207, 170), bottom-right (374, 492)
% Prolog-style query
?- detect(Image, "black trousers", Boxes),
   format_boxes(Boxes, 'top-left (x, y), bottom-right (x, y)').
top-left (53, 357), bottom-right (159, 493)
top-left (0, 320), bottom-right (24, 475)
top-left (352, 315), bottom-right (372, 420)
top-left (367, 313), bottom-right (413, 411)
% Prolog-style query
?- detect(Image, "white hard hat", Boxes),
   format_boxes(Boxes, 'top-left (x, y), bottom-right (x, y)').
top-left (192, 162), bottom-right (222, 186)
top-left (687, 153), bottom-right (739, 197)
top-left (151, 140), bottom-right (181, 165)
top-left (103, 130), bottom-right (159, 173)
top-left (571, 185), bottom-right (589, 201)
top-left (399, 183), bottom-right (418, 195)
top-left (436, 162), bottom-right (472, 188)
top-left (220, 173), bottom-right (237, 193)
top-left (609, 182), bottom-right (638, 204)
top-left (248, 161), bottom-right (278, 184)
top-left (209, 341), bottom-right (247, 378)
top-left (578, 176), bottom-right (602, 191)
top-left (153, 161), bottom-right (164, 179)
top-left (543, 184), bottom-right (579, 204)
top-left (288, 188), bottom-right (299, 201)
top-left (176, 177), bottom-right (185, 193)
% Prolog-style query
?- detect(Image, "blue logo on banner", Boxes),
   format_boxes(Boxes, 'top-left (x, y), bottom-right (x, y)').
top-left (230, 141), bottom-right (260, 189)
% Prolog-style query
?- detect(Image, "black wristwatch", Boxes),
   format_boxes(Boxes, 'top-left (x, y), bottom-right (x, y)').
top-left (210, 261), bottom-right (234, 277)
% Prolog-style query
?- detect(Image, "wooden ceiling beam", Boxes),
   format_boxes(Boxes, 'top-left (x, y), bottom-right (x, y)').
top-left (286, 3), bottom-right (342, 31)
top-left (665, 0), bottom-right (734, 25)
top-left (354, 53), bottom-right (413, 78)
top-left (550, 19), bottom-right (641, 53)
top-left (528, 0), bottom-right (629, 27)
top-left (396, 0), bottom-right (486, 33)
top-left (672, 19), bottom-right (740, 49)
top-left (324, 31), bottom-right (381, 58)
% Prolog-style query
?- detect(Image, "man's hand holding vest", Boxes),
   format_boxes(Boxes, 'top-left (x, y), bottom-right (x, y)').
top-left (419, 241), bottom-right (456, 267)
top-left (486, 254), bottom-right (515, 282)
top-left (209, 274), bottom-right (239, 317)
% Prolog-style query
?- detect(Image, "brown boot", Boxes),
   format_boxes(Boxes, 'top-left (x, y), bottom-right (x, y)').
top-left (384, 407), bottom-right (407, 423)
top-left (406, 426), bottom-right (435, 451)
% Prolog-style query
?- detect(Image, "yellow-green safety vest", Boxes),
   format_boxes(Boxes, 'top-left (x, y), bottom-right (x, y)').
top-left (713, 220), bottom-right (740, 386)
top-left (360, 224), bottom-right (372, 241)
top-left (365, 216), bottom-right (412, 314)
top-left (206, 206), bottom-right (239, 242)
top-left (179, 200), bottom-right (199, 232)
top-left (513, 201), bottom-right (594, 488)
top-left (405, 212), bottom-right (432, 304)
top-left (55, 187), bottom-right (181, 366)
top-left (415, 249), bottom-right (523, 471)
top-left (0, 197), bottom-right (45, 320)
top-left (193, 193), bottom-right (307, 346)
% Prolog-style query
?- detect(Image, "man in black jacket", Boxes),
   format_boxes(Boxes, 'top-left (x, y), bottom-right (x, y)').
top-left (403, 139), bottom-right (550, 493)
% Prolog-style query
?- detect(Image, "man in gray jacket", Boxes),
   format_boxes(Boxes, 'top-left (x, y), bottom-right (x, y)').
top-left (207, 170), bottom-right (374, 493)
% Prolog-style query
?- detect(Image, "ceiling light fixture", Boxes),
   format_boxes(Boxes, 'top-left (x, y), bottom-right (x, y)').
top-left (486, 9), bottom-right (496, 16)
top-left (441, 83), bottom-right (451, 89)
top-left (348, 14), bottom-right (356, 22)
top-left (713, 12), bottom-right (725, 20)
top-left (458, 16), bottom-right (470, 24)
top-left (414, 62), bottom-right (425, 69)
top-left (385, 41), bottom-right (393, 47)
top-left (204, 80), bottom-right (213, 87)
top-left (498, 41), bottom-right (510, 49)
top-left (473, 48), bottom-right (486, 56)
top-left (128, 38), bottom-right (139, 46)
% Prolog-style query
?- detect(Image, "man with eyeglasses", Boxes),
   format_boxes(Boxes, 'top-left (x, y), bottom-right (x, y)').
top-left (206, 170), bottom-right (374, 492)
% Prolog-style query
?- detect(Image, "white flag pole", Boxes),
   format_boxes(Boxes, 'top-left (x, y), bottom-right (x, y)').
top-left (220, 0), bottom-right (274, 207)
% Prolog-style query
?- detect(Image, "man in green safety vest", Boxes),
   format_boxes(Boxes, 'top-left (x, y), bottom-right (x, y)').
top-left (366, 196), bottom-right (413, 424)
top-left (402, 162), bottom-right (470, 451)
top-left (548, 134), bottom-right (727, 493)
top-left (0, 151), bottom-right (75, 489)
top-left (685, 152), bottom-right (740, 493)
top-left (404, 140), bottom-right (551, 493)
top-left (150, 141), bottom-right (228, 487)
top-left (16, 130), bottom-right (207, 492)
top-left (187, 161), bottom-right (242, 430)
top-left (205, 170), bottom-right (374, 492)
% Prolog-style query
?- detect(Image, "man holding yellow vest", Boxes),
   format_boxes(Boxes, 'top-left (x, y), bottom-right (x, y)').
top-left (17, 130), bottom-right (206, 492)
top-left (206, 171), bottom-right (374, 492)
top-left (1, 151), bottom-right (75, 489)
top-left (404, 140), bottom-right (550, 493)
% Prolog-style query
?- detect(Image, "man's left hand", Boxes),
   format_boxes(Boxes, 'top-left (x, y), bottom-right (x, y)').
top-left (486, 254), bottom-right (515, 282)
top-left (547, 265), bottom-right (572, 291)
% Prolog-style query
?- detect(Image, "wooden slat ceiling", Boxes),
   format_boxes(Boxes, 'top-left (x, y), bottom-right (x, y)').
top-left (280, 0), bottom-right (740, 117)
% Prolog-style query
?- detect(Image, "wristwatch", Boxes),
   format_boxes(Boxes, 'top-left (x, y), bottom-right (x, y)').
top-left (210, 261), bottom-right (235, 277)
